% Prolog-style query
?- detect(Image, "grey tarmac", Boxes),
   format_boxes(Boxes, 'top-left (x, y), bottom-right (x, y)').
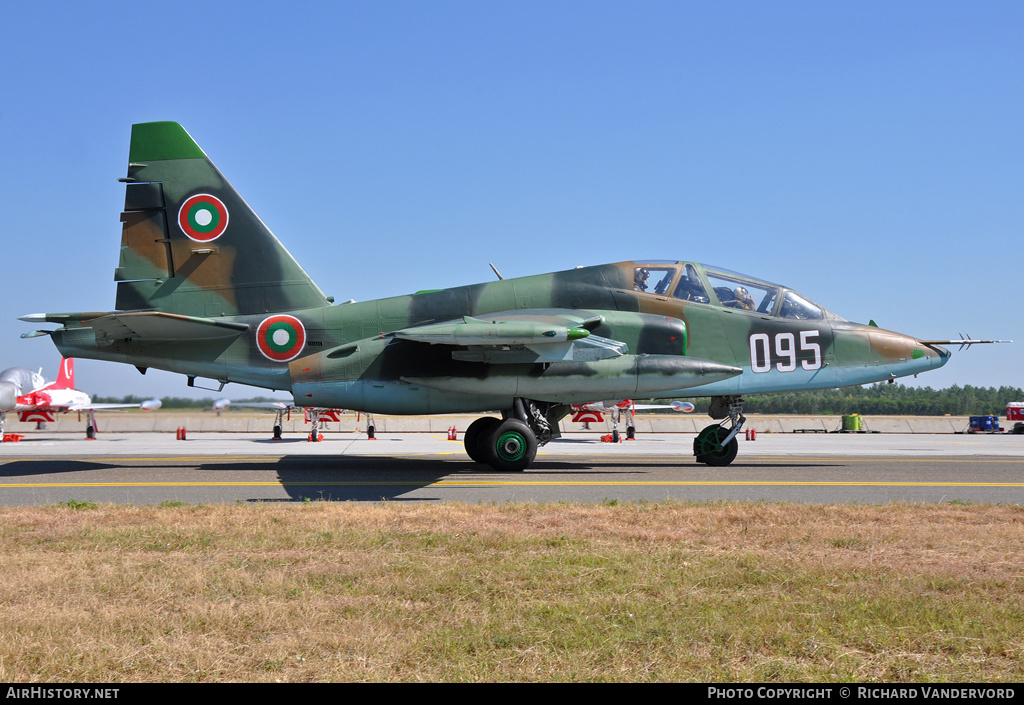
top-left (1, 431), bottom-right (1022, 506)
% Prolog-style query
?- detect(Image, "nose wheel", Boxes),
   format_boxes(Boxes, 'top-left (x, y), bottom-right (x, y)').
top-left (694, 395), bottom-right (745, 466)
top-left (693, 424), bottom-right (739, 466)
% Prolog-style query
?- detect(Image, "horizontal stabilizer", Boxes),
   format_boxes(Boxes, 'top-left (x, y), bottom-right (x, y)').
top-left (90, 312), bottom-right (249, 343)
top-left (19, 312), bottom-right (109, 325)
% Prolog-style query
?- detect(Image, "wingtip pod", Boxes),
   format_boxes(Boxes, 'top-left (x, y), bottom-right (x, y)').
top-left (141, 399), bottom-right (162, 411)
top-left (129, 121), bottom-right (206, 162)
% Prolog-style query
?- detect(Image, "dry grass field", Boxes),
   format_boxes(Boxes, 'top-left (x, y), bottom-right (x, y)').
top-left (0, 500), bottom-right (1021, 682)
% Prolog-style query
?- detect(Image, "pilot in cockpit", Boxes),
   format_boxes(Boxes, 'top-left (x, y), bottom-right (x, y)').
top-left (734, 286), bottom-right (754, 310)
top-left (633, 268), bottom-right (650, 292)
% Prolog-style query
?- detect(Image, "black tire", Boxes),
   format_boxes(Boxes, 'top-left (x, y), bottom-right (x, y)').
top-left (693, 425), bottom-right (738, 466)
top-left (484, 419), bottom-right (538, 472)
top-left (464, 417), bottom-right (500, 463)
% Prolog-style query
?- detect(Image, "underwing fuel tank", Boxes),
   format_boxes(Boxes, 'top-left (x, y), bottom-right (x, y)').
top-left (404, 354), bottom-right (740, 399)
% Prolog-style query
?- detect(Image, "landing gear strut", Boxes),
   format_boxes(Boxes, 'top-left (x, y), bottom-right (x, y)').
top-left (694, 395), bottom-right (745, 466)
top-left (608, 405), bottom-right (636, 443)
top-left (464, 398), bottom-right (566, 471)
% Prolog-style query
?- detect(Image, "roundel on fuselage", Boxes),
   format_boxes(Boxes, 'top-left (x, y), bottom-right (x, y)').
top-left (256, 315), bottom-right (306, 362)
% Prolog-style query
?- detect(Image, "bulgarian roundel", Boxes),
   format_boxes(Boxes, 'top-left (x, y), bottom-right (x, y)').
top-left (178, 193), bottom-right (229, 242)
top-left (256, 315), bottom-right (306, 362)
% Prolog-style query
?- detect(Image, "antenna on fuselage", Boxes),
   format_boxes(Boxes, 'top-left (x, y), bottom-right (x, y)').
top-left (489, 263), bottom-right (504, 281)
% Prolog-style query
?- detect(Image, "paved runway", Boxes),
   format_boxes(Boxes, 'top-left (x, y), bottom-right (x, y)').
top-left (1, 431), bottom-right (1021, 505)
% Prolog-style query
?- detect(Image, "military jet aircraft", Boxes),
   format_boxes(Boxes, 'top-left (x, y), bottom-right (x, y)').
top-left (0, 357), bottom-right (160, 438)
top-left (19, 122), bottom-right (1007, 468)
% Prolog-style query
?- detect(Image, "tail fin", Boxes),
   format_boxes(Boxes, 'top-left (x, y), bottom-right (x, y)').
top-left (54, 358), bottom-right (74, 390)
top-left (114, 122), bottom-right (330, 316)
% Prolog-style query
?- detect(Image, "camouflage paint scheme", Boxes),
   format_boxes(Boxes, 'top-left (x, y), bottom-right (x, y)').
top-left (23, 122), bottom-right (953, 468)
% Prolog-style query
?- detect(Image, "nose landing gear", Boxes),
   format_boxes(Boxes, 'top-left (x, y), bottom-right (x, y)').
top-left (694, 396), bottom-right (745, 466)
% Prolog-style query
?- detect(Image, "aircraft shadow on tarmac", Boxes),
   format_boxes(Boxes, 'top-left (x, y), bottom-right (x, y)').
top-left (0, 454), bottom-right (848, 504)
top-left (195, 454), bottom-right (848, 503)
top-left (0, 460), bottom-right (119, 477)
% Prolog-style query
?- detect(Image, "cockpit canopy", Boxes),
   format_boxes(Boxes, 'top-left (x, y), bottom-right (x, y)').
top-left (629, 261), bottom-right (842, 321)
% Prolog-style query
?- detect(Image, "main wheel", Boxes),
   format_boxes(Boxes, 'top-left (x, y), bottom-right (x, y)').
top-left (464, 417), bottom-right (500, 463)
top-left (484, 419), bottom-right (538, 472)
top-left (693, 425), bottom-right (738, 466)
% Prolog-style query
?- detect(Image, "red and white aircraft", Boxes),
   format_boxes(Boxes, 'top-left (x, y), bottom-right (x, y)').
top-left (211, 398), bottom-right (292, 415)
top-left (570, 399), bottom-right (694, 441)
top-left (570, 398), bottom-right (694, 422)
top-left (0, 358), bottom-right (160, 438)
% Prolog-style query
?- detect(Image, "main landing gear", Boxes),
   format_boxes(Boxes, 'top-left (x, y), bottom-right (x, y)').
top-left (693, 395), bottom-right (745, 466)
top-left (464, 399), bottom-right (566, 472)
top-left (463, 396), bottom-right (747, 470)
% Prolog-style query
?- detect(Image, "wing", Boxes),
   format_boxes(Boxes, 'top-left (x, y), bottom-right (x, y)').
top-left (387, 312), bottom-right (626, 363)
top-left (213, 399), bottom-right (293, 411)
top-left (69, 400), bottom-right (162, 411)
top-left (383, 309), bottom-right (742, 398)
top-left (632, 401), bottom-right (695, 412)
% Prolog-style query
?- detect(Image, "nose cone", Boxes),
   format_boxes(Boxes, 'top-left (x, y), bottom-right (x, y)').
top-left (914, 342), bottom-right (951, 373)
top-left (868, 329), bottom-right (950, 373)
top-left (927, 343), bottom-right (952, 363)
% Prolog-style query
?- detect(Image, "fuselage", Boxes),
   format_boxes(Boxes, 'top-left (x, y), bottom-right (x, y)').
top-left (48, 260), bottom-right (949, 413)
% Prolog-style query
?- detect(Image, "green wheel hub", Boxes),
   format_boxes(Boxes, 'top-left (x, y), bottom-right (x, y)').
top-left (484, 419), bottom-right (538, 472)
top-left (693, 425), bottom-right (739, 466)
top-left (496, 430), bottom-right (528, 462)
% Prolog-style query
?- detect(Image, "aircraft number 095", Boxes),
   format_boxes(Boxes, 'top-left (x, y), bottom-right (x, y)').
top-left (749, 331), bottom-right (822, 373)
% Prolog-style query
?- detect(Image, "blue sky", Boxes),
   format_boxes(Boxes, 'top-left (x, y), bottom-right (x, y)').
top-left (1, 1), bottom-right (1020, 400)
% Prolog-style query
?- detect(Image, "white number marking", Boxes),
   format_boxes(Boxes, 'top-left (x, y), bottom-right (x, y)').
top-left (749, 331), bottom-right (823, 373)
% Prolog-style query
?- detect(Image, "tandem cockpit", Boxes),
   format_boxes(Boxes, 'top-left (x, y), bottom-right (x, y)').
top-left (630, 261), bottom-right (843, 321)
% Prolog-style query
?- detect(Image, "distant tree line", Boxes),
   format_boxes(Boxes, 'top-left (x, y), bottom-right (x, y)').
top-left (641, 383), bottom-right (1024, 416)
